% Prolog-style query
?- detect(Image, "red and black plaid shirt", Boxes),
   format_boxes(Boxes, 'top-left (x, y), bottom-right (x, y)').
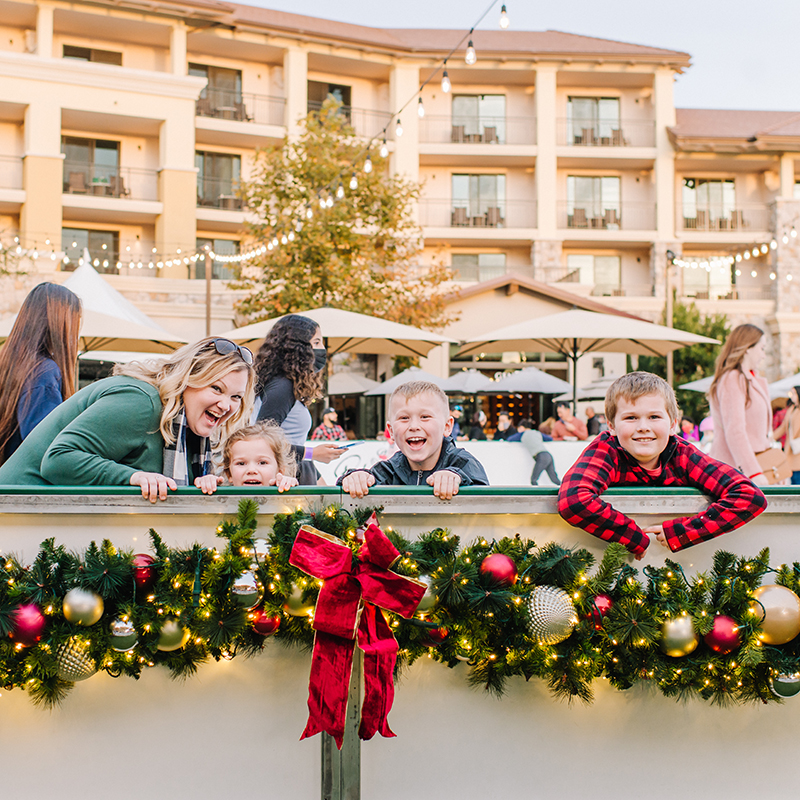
top-left (558, 432), bottom-right (767, 556)
top-left (310, 423), bottom-right (347, 441)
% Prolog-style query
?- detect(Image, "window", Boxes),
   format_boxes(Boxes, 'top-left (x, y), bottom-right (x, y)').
top-left (62, 228), bottom-right (119, 274)
top-left (451, 174), bottom-right (506, 227)
top-left (566, 254), bottom-right (621, 294)
top-left (308, 81), bottom-right (352, 116)
top-left (451, 95), bottom-right (506, 143)
top-left (794, 182), bottom-right (800, 200)
top-left (62, 137), bottom-right (121, 195)
top-left (682, 178), bottom-right (736, 230)
top-left (189, 64), bottom-right (246, 119)
top-left (451, 253), bottom-right (507, 282)
top-left (567, 97), bottom-right (620, 145)
top-left (63, 45), bottom-right (122, 65)
top-left (682, 260), bottom-right (733, 300)
top-left (567, 176), bottom-right (620, 228)
top-left (196, 151), bottom-right (241, 209)
top-left (195, 239), bottom-right (238, 280)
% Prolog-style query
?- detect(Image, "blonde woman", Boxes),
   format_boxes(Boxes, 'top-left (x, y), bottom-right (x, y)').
top-left (0, 337), bottom-right (255, 501)
top-left (708, 324), bottom-right (771, 487)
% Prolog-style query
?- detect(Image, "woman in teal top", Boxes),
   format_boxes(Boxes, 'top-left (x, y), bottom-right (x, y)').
top-left (0, 337), bottom-right (255, 502)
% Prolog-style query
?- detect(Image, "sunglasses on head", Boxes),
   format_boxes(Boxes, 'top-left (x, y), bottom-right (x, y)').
top-left (211, 338), bottom-right (254, 366)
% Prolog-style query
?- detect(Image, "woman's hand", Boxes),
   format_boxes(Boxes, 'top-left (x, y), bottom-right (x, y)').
top-left (130, 471), bottom-right (178, 503)
top-left (312, 443), bottom-right (345, 463)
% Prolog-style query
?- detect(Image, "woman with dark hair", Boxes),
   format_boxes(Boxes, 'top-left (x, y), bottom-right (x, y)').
top-left (708, 323), bottom-right (771, 486)
top-left (253, 314), bottom-right (344, 483)
top-left (0, 283), bottom-right (82, 464)
top-left (773, 386), bottom-right (800, 484)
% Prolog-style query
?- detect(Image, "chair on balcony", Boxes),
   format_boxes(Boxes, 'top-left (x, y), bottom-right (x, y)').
top-left (486, 206), bottom-right (504, 227)
top-left (451, 125), bottom-right (466, 143)
top-left (569, 208), bottom-right (588, 228)
top-left (482, 126), bottom-right (498, 144)
top-left (580, 127), bottom-right (596, 145)
top-left (234, 101), bottom-right (252, 122)
top-left (696, 209), bottom-right (707, 230)
top-left (451, 207), bottom-right (468, 227)
top-left (67, 172), bottom-right (88, 194)
top-left (730, 210), bottom-right (744, 229)
top-left (611, 129), bottom-right (623, 146)
top-left (604, 208), bottom-right (620, 229)
top-left (196, 97), bottom-right (213, 117)
top-left (108, 175), bottom-right (129, 198)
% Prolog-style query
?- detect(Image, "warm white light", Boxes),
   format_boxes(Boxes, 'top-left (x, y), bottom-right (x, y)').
top-left (783, 235), bottom-right (790, 244)
top-left (792, 227), bottom-right (798, 238)
top-left (499, 4), bottom-right (509, 28)
top-left (306, 207), bottom-right (313, 219)
top-left (395, 118), bottom-right (404, 137)
top-left (751, 270), bottom-right (757, 278)
top-left (735, 253), bottom-right (742, 262)
top-left (441, 68), bottom-right (451, 93)
top-left (760, 244), bottom-right (768, 254)
top-left (789, 274), bottom-right (794, 281)
top-left (770, 272), bottom-right (777, 280)
top-left (364, 156), bottom-right (373, 173)
top-left (465, 40), bottom-right (477, 65)
top-left (771, 239), bottom-right (778, 249)
top-left (350, 174), bottom-right (358, 190)
top-left (325, 195), bottom-right (334, 208)
top-left (744, 251), bottom-right (750, 260)
top-left (752, 247), bottom-right (759, 257)
top-left (417, 97), bottom-right (425, 118)
top-left (336, 184), bottom-right (345, 199)
top-left (735, 269), bottom-right (741, 276)
top-left (380, 139), bottom-right (389, 158)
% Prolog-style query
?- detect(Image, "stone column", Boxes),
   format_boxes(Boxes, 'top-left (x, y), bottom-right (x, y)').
top-left (283, 47), bottom-right (308, 137)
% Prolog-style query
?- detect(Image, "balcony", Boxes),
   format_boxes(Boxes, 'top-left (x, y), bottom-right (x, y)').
top-left (531, 267), bottom-right (654, 297)
top-left (558, 202), bottom-right (656, 231)
top-left (678, 205), bottom-right (771, 233)
top-left (0, 155), bottom-right (23, 189)
top-left (419, 116), bottom-right (536, 145)
top-left (197, 177), bottom-right (243, 210)
top-left (196, 91), bottom-right (285, 127)
top-left (420, 199), bottom-right (537, 229)
top-left (683, 286), bottom-right (776, 301)
top-left (452, 264), bottom-right (536, 282)
top-left (556, 119), bottom-right (655, 148)
top-left (307, 101), bottom-right (393, 140)
top-left (62, 162), bottom-right (158, 201)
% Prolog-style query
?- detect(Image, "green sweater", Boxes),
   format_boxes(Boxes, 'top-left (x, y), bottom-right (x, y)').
top-left (0, 377), bottom-right (164, 486)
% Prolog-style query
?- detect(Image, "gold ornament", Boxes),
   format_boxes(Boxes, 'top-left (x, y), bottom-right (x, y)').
top-left (526, 586), bottom-right (578, 645)
top-left (660, 615), bottom-right (699, 657)
top-left (749, 585), bottom-right (800, 645)
top-left (62, 588), bottom-right (104, 626)
top-left (56, 637), bottom-right (97, 682)
top-left (157, 618), bottom-right (190, 652)
top-left (283, 584), bottom-right (314, 617)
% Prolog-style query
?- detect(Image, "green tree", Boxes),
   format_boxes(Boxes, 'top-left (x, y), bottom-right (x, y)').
top-left (637, 299), bottom-right (730, 422)
top-left (234, 100), bottom-right (453, 329)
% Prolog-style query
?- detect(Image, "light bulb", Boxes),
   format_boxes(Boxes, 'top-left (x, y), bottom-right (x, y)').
top-left (441, 69), bottom-right (451, 93)
top-left (499, 4), bottom-right (509, 28)
top-left (751, 247), bottom-right (759, 257)
top-left (465, 40), bottom-right (476, 65)
top-left (751, 270), bottom-right (757, 278)
top-left (306, 206), bottom-right (313, 219)
top-left (326, 195), bottom-right (334, 207)
top-left (771, 239), bottom-right (778, 249)
top-left (380, 139), bottom-right (389, 158)
top-left (364, 156), bottom-right (373, 173)
top-left (417, 97), bottom-right (425, 118)
top-left (288, 231), bottom-right (295, 241)
top-left (395, 118), bottom-right (403, 137)
top-left (735, 254), bottom-right (742, 262)
top-left (770, 272), bottom-right (776, 280)
top-left (744, 251), bottom-right (750, 260)
top-left (336, 183), bottom-right (345, 199)
top-left (350, 173), bottom-right (358, 190)
top-left (783, 235), bottom-right (789, 244)
top-left (792, 227), bottom-right (797, 238)
top-left (319, 195), bottom-right (326, 209)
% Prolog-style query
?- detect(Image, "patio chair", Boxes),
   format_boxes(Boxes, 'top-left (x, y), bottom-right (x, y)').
top-left (482, 126), bottom-right (498, 144)
top-left (570, 208), bottom-right (588, 228)
top-left (109, 175), bottom-right (129, 198)
top-left (67, 172), bottom-right (88, 194)
top-left (451, 125), bottom-right (466, 143)
top-left (451, 207), bottom-right (468, 226)
top-left (486, 206), bottom-right (504, 227)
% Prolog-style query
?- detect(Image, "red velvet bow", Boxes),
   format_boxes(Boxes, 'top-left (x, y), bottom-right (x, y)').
top-left (289, 522), bottom-right (425, 748)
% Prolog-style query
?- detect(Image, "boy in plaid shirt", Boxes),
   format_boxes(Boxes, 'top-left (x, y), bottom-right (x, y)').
top-left (558, 372), bottom-right (766, 560)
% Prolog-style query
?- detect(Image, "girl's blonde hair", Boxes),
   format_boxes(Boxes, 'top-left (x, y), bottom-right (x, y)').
top-left (709, 323), bottom-right (764, 406)
top-left (221, 421), bottom-right (296, 478)
top-left (114, 337), bottom-right (255, 445)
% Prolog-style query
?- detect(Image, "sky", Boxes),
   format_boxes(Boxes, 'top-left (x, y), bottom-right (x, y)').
top-left (246, 0), bottom-right (800, 112)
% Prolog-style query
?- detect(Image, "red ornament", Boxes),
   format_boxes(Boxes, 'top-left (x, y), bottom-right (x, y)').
top-left (420, 627), bottom-right (448, 647)
top-left (10, 603), bottom-right (46, 646)
top-left (132, 554), bottom-right (156, 591)
top-left (587, 594), bottom-right (614, 630)
top-left (480, 553), bottom-right (518, 587)
top-left (252, 610), bottom-right (281, 636)
top-left (703, 615), bottom-right (741, 654)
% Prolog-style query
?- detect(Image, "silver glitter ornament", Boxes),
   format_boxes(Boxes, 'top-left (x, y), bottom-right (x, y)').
top-left (56, 637), bottom-right (97, 682)
top-left (526, 586), bottom-right (578, 645)
top-left (232, 570), bottom-right (261, 609)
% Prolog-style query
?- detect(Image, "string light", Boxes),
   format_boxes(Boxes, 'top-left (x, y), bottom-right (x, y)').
top-left (379, 139), bottom-right (389, 158)
top-left (499, 3), bottom-right (510, 27)
top-left (336, 183), bottom-right (344, 199)
top-left (395, 118), bottom-right (404, 137)
top-left (465, 39), bottom-right (477, 65)
top-left (349, 173), bottom-right (358, 190)
top-left (417, 97), bottom-right (425, 118)
top-left (441, 64), bottom-right (451, 93)
top-left (364, 156), bottom-right (373, 174)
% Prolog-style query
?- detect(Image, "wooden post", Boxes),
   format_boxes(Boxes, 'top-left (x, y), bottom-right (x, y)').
top-left (321, 655), bottom-right (361, 800)
top-left (205, 251), bottom-right (212, 337)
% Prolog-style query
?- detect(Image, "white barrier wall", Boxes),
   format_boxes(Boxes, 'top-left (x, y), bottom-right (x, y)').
top-left (0, 488), bottom-right (798, 800)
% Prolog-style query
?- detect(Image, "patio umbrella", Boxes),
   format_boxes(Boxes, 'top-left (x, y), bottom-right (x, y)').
top-left (554, 374), bottom-right (621, 402)
top-left (458, 309), bottom-right (719, 408)
top-left (327, 372), bottom-right (381, 395)
top-left (440, 369), bottom-right (495, 393)
top-left (216, 307), bottom-right (454, 358)
top-left (678, 376), bottom-right (713, 394)
top-left (493, 366), bottom-right (573, 395)
top-left (364, 366), bottom-right (445, 396)
top-left (769, 372), bottom-right (800, 398)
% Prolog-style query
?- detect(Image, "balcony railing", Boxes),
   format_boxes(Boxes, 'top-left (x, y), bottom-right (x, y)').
top-left (452, 264), bottom-right (536, 282)
top-left (558, 202), bottom-right (656, 231)
top-left (419, 199), bottom-right (537, 229)
top-left (196, 90), bottom-right (285, 127)
top-left (556, 119), bottom-right (655, 148)
top-left (591, 284), bottom-right (654, 298)
top-left (307, 101), bottom-right (393, 140)
top-left (62, 162), bottom-right (158, 201)
top-left (197, 177), bottom-right (243, 210)
top-left (419, 116), bottom-right (536, 145)
top-left (683, 286), bottom-right (776, 301)
top-left (678, 205), bottom-right (771, 232)
top-left (0, 155), bottom-right (23, 190)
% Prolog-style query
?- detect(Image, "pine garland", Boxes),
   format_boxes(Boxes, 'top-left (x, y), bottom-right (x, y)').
top-left (1, 500), bottom-right (799, 709)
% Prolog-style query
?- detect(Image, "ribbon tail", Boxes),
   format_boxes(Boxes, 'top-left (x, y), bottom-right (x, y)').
top-left (357, 604), bottom-right (398, 741)
top-left (301, 631), bottom-right (356, 750)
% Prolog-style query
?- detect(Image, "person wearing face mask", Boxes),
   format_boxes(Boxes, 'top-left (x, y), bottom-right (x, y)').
top-left (253, 314), bottom-right (344, 484)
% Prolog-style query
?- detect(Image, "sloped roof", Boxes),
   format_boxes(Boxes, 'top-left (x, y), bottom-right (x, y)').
top-left (673, 108), bottom-right (800, 139)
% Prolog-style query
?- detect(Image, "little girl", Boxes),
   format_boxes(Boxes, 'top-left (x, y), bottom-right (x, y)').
top-left (195, 422), bottom-right (298, 493)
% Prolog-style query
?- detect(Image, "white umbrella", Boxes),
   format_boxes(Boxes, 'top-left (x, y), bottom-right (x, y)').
top-left (216, 307), bottom-right (454, 358)
top-left (459, 309), bottom-right (719, 407)
top-left (327, 372), bottom-right (381, 395)
top-left (678, 376), bottom-right (713, 393)
top-left (769, 373), bottom-right (800, 398)
top-left (364, 367), bottom-right (445, 396)
top-left (493, 366), bottom-right (573, 395)
top-left (440, 369), bottom-right (495, 393)
top-left (554, 374), bottom-right (621, 402)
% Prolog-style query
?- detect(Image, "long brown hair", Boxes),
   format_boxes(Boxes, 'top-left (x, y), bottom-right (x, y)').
top-left (709, 323), bottom-right (764, 406)
top-left (0, 283), bottom-right (82, 462)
